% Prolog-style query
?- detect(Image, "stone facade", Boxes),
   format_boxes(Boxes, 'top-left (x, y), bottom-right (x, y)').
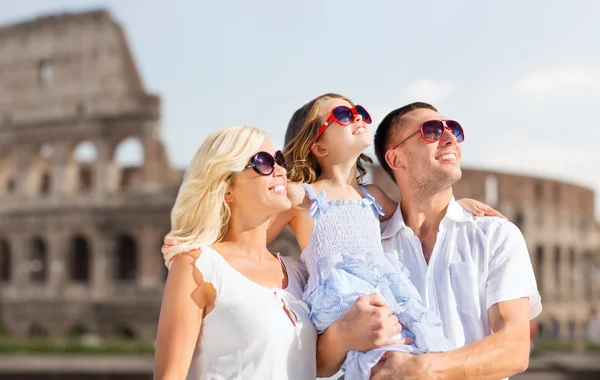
top-left (0, 9), bottom-right (598, 343)
top-left (0, 10), bottom-right (180, 340)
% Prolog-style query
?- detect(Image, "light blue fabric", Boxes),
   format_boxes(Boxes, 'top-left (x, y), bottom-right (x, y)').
top-left (300, 183), bottom-right (454, 380)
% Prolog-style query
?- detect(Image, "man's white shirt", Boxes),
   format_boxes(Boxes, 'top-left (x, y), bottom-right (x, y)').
top-left (381, 197), bottom-right (542, 348)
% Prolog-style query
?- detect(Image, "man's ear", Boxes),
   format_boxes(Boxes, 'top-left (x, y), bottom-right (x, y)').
top-left (385, 148), bottom-right (405, 171)
top-left (311, 143), bottom-right (328, 158)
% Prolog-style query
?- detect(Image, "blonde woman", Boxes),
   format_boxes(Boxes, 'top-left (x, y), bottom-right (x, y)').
top-left (153, 126), bottom-right (317, 380)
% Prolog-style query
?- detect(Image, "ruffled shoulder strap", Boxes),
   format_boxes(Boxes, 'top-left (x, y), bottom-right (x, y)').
top-left (359, 185), bottom-right (385, 216)
top-left (301, 183), bottom-right (330, 218)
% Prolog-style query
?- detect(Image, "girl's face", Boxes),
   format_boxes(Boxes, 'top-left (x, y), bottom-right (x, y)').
top-left (314, 98), bottom-right (373, 157)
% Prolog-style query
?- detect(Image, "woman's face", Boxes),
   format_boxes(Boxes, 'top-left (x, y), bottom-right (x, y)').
top-left (228, 137), bottom-right (291, 218)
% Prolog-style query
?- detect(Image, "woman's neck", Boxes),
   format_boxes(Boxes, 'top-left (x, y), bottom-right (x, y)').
top-left (218, 214), bottom-right (273, 262)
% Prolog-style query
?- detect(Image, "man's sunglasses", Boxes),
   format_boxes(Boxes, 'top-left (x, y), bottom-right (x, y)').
top-left (315, 105), bottom-right (372, 140)
top-left (392, 120), bottom-right (464, 149)
top-left (244, 150), bottom-right (287, 176)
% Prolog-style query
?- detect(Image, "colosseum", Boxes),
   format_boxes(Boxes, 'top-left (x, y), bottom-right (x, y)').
top-left (0, 9), bottom-right (599, 343)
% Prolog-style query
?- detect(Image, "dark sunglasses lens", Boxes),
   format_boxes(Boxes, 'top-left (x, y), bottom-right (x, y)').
top-left (421, 121), bottom-right (444, 141)
top-left (355, 105), bottom-right (372, 124)
top-left (332, 106), bottom-right (353, 125)
top-left (446, 120), bottom-right (464, 142)
top-left (253, 152), bottom-right (275, 175)
top-left (275, 151), bottom-right (287, 170)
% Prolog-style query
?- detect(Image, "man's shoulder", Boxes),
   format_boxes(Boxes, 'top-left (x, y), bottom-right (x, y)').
top-left (458, 211), bottom-right (523, 237)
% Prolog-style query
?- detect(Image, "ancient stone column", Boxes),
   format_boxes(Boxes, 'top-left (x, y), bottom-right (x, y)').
top-left (91, 231), bottom-right (115, 299)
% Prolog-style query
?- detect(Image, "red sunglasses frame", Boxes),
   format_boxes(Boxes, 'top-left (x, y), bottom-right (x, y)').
top-left (391, 119), bottom-right (464, 150)
top-left (315, 105), bottom-right (371, 140)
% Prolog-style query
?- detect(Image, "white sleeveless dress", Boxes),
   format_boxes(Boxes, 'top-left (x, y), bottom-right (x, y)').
top-left (185, 246), bottom-right (317, 380)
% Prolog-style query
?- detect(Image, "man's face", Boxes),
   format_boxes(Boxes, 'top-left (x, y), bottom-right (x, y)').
top-left (391, 108), bottom-right (463, 192)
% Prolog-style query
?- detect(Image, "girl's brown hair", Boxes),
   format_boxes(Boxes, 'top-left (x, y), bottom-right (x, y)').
top-left (283, 93), bottom-right (372, 184)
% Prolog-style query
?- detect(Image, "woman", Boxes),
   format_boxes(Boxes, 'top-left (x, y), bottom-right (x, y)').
top-left (153, 126), bottom-right (318, 379)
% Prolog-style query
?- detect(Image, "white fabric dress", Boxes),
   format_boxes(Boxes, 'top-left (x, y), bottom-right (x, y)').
top-left (184, 246), bottom-right (317, 380)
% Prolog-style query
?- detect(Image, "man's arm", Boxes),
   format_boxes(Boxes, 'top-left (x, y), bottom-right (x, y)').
top-left (372, 221), bottom-right (539, 380)
top-left (426, 297), bottom-right (531, 380)
top-left (371, 297), bottom-right (530, 380)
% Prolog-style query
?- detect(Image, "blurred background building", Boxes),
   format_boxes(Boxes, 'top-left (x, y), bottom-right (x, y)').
top-left (0, 7), bottom-right (599, 380)
top-left (0, 9), bottom-right (181, 341)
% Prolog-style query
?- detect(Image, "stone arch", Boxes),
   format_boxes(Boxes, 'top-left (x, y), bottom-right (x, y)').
top-left (69, 235), bottom-right (91, 283)
top-left (513, 210), bottom-right (525, 231)
top-left (72, 140), bottom-right (98, 192)
top-left (28, 237), bottom-right (48, 283)
top-left (0, 155), bottom-right (16, 196)
top-left (29, 323), bottom-right (48, 338)
top-left (35, 144), bottom-right (54, 195)
top-left (115, 234), bottom-right (138, 282)
top-left (159, 230), bottom-right (170, 280)
top-left (568, 247), bottom-right (576, 296)
top-left (0, 238), bottom-right (11, 282)
top-left (69, 323), bottom-right (90, 338)
top-left (535, 245), bottom-right (544, 293)
top-left (113, 137), bottom-right (145, 190)
top-left (115, 325), bottom-right (136, 340)
top-left (553, 246), bottom-right (561, 300)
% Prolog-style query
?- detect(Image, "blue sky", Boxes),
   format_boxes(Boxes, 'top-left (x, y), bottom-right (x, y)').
top-left (2, 0), bottom-right (599, 217)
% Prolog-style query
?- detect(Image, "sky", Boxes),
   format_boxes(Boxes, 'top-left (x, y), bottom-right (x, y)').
top-left (1, 0), bottom-right (600, 218)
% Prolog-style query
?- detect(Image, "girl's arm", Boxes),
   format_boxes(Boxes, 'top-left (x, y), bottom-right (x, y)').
top-left (154, 251), bottom-right (214, 380)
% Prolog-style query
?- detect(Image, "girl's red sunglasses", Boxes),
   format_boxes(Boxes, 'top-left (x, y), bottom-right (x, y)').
top-left (315, 105), bottom-right (372, 140)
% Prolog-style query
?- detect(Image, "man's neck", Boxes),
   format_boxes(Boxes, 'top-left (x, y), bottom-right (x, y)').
top-left (399, 188), bottom-right (453, 263)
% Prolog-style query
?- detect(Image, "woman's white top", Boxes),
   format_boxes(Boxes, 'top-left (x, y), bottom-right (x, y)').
top-left (185, 246), bottom-right (317, 380)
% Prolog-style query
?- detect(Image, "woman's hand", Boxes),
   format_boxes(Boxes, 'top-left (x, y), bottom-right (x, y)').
top-left (457, 198), bottom-right (506, 219)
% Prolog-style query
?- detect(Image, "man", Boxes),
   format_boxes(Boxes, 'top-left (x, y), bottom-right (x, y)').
top-left (317, 102), bottom-right (541, 380)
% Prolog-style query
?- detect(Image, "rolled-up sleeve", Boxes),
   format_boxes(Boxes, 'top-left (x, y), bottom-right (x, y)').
top-left (485, 221), bottom-right (542, 319)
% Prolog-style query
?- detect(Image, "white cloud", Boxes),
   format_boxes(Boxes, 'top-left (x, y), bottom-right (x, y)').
top-left (403, 79), bottom-right (453, 103)
top-left (515, 67), bottom-right (600, 97)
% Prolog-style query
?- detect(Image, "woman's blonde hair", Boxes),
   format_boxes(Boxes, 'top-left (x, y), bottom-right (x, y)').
top-left (283, 93), bottom-right (372, 184)
top-left (164, 126), bottom-right (267, 265)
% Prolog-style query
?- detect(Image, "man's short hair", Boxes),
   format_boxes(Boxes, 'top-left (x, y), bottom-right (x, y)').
top-left (373, 102), bottom-right (438, 180)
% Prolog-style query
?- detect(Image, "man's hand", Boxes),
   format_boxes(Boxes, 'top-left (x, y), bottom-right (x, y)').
top-left (371, 352), bottom-right (433, 380)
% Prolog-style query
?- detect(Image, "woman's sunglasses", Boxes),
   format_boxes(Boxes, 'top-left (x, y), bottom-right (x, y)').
top-left (393, 120), bottom-right (465, 149)
top-left (244, 150), bottom-right (287, 176)
top-left (315, 105), bottom-right (372, 140)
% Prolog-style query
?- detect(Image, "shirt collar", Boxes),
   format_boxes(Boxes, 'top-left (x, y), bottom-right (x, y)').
top-left (381, 197), bottom-right (475, 240)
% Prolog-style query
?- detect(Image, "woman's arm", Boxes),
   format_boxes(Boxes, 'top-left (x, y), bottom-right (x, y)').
top-left (267, 209), bottom-right (294, 246)
top-left (267, 182), bottom-right (308, 245)
top-left (457, 198), bottom-right (506, 218)
top-left (154, 251), bottom-right (215, 380)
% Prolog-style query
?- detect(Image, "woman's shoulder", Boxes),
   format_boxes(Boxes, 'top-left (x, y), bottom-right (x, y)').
top-left (168, 248), bottom-right (221, 285)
